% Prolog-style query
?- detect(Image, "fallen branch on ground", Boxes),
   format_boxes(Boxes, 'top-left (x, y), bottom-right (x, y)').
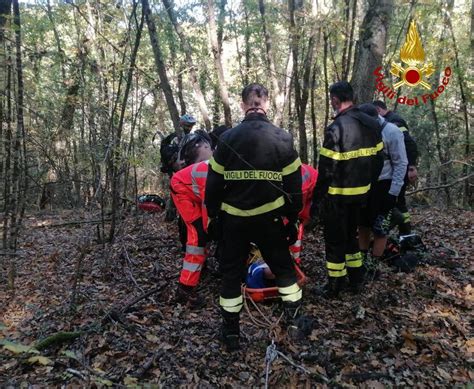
top-left (407, 174), bottom-right (473, 195)
top-left (33, 219), bottom-right (112, 228)
top-left (35, 331), bottom-right (82, 351)
top-left (102, 285), bottom-right (163, 325)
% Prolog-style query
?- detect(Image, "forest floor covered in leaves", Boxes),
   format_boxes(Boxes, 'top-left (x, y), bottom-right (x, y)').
top-left (1, 206), bottom-right (473, 387)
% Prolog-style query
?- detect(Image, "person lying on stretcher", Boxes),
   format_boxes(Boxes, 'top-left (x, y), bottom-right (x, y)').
top-left (245, 245), bottom-right (276, 289)
top-left (246, 260), bottom-right (276, 289)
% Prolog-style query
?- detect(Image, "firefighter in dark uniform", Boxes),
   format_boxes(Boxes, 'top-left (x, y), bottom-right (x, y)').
top-left (373, 100), bottom-right (418, 235)
top-left (311, 81), bottom-right (383, 298)
top-left (205, 84), bottom-right (304, 351)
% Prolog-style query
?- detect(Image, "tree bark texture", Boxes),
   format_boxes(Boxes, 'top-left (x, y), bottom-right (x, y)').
top-left (351, 0), bottom-right (393, 104)
top-left (258, 0), bottom-right (283, 124)
top-left (142, 0), bottom-right (180, 133)
top-left (207, 0), bottom-right (232, 127)
top-left (109, 2), bottom-right (144, 242)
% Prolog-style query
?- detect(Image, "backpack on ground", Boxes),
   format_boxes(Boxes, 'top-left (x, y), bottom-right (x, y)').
top-left (384, 233), bottom-right (427, 273)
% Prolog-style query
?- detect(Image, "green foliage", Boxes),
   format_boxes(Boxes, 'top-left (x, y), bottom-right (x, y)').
top-left (0, 0), bottom-right (470, 209)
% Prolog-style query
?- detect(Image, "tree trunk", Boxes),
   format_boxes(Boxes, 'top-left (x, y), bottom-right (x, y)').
top-left (207, 0), bottom-right (232, 127)
top-left (162, 0), bottom-right (211, 130)
top-left (341, 0), bottom-right (357, 80)
top-left (446, 4), bottom-right (471, 207)
top-left (323, 32), bottom-right (329, 131)
top-left (230, 7), bottom-right (245, 86)
top-left (1, 0), bottom-right (12, 248)
top-left (109, 2), bottom-right (144, 242)
top-left (177, 65), bottom-right (186, 115)
top-left (289, 0), bottom-right (308, 163)
top-left (142, 0), bottom-right (180, 133)
top-left (9, 0), bottom-right (27, 251)
top-left (351, 0), bottom-right (393, 103)
top-left (281, 49), bottom-right (293, 127)
top-left (258, 0), bottom-right (283, 122)
top-left (310, 60), bottom-right (318, 167)
top-left (45, 0), bottom-right (66, 81)
top-left (340, 0), bottom-right (350, 78)
top-left (429, 98), bottom-right (451, 206)
top-left (243, 0), bottom-right (251, 85)
top-left (217, 0), bottom-right (226, 52)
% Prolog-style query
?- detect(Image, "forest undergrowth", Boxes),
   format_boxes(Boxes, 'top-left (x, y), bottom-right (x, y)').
top-left (0, 207), bottom-right (472, 387)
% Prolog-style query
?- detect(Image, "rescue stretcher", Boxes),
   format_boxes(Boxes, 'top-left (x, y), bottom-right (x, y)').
top-left (243, 245), bottom-right (307, 302)
top-left (137, 194), bottom-right (166, 213)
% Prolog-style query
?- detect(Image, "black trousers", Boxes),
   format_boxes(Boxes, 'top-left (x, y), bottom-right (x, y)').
top-left (323, 200), bottom-right (363, 281)
top-left (396, 182), bottom-right (411, 235)
top-left (220, 212), bottom-right (298, 302)
top-left (359, 180), bottom-right (393, 237)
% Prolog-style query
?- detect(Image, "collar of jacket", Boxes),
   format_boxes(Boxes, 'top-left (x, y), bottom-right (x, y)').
top-left (243, 112), bottom-right (270, 122)
top-left (334, 104), bottom-right (356, 119)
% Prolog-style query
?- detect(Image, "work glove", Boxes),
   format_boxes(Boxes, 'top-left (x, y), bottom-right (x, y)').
top-left (207, 216), bottom-right (222, 242)
top-left (284, 219), bottom-right (299, 246)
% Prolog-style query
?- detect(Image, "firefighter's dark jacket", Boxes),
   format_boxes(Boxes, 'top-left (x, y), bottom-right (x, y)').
top-left (314, 106), bottom-right (384, 204)
top-left (205, 113), bottom-right (302, 221)
top-left (384, 111), bottom-right (418, 166)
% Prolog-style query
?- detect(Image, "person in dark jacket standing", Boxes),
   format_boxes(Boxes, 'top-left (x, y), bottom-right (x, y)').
top-left (205, 83), bottom-right (304, 351)
top-left (373, 100), bottom-right (418, 235)
top-left (311, 81), bottom-right (383, 298)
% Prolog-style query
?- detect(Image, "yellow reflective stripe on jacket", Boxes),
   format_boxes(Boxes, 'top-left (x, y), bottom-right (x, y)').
top-left (220, 295), bottom-right (243, 313)
top-left (282, 157), bottom-right (302, 175)
top-left (345, 252), bottom-right (363, 268)
top-left (223, 170), bottom-right (282, 181)
top-left (209, 157), bottom-right (225, 174)
top-left (320, 142), bottom-right (383, 161)
top-left (221, 196), bottom-right (285, 217)
top-left (278, 283), bottom-right (302, 302)
top-left (328, 183), bottom-right (371, 196)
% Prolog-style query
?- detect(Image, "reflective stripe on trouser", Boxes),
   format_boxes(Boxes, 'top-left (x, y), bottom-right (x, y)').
top-left (179, 219), bottom-right (207, 287)
top-left (327, 261), bottom-right (347, 277)
top-left (345, 252), bottom-right (363, 268)
top-left (180, 243), bottom-right (206, 286)
top-left (323, 200), bottom-right (359, 279)
top-left (289, 223), bottom-right (304, 264)
top-left (279, 283), bottom-right (302, 302)
top-left (220, 295), bottom-right (243, 313)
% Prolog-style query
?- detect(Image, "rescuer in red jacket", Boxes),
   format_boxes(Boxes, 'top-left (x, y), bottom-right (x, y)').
top-left (171, 138), bottom-right (214, 307)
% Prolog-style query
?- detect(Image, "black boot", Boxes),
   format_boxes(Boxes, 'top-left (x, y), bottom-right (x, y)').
top-left (283, 301), bottom-right (313, 340)
top-left (321, 277), bottom-right (345, 299)
top-left (175, 284), bottom-right (205, 309)
top-left (221, 310), bottom-right (240, 351)
top-left (347, 267), bottom-right (365, 294)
